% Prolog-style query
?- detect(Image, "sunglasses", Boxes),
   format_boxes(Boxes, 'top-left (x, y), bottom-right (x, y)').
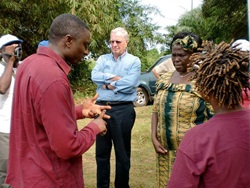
top-left (110, 40), bottom-right (122, 44)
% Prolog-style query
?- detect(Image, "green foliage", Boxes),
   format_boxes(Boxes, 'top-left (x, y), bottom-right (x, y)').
top-left (162, 8), bottom-right (208, 52)
top-left (68, 60), bottom-right (97, 97)
top-left (178, 8), bottom-right (209, 38)
top-left (119, 0), bottom-right (163, 70)
top-left (0, 0), bottom-right (163, 96)
top-left (163, 25), bottom-right (178, 52)
top-left (201, 0), bottom-right (247, 43)
top-left (143, 49), bottom-right (162, 71)
top-left (164, 0), bottom-right (248, 49)
top-left (0, 0), bottom-right (70, 57)
top-left (1, 0), bottom-right (248, 96)
top-left (74, 0), bottom-right (122, 57)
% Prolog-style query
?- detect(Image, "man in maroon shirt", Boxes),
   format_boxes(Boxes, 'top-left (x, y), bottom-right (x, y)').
top-left (5, 14), bottom-right (111, 188)
top-left (167, 41), bottom-right (250, 188)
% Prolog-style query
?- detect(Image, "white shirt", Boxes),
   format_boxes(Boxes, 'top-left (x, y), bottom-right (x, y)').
top-left (154, 58), bottom-right (175, 75)
top-left (0, 61), bottom-right (16, 133)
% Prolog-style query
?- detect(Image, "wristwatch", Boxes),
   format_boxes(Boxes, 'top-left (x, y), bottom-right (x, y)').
top-left (105, 84), bottom-right (109, 90)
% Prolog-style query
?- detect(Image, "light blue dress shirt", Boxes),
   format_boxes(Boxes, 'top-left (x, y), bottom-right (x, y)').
top-left (91, 51), bottom-right (141, 102)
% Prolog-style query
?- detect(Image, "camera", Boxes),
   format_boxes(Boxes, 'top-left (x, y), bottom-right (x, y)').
top-left (14, 46), bottom-right (22, 60)
top-left (1, 46), bottom-right (22, 61)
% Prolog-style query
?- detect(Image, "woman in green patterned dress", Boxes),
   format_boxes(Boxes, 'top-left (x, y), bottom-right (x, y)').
top-left (151, 32), bottom-right (214, 188)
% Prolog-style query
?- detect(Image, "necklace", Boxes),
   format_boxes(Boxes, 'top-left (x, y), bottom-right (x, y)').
top-left (178, 72), bottom-right (191, 78)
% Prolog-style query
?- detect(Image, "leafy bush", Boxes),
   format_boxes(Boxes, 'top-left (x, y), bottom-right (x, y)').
top-left (69, 59), bottom-right (97, 98)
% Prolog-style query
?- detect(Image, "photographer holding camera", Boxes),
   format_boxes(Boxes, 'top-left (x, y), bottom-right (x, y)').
top-left (0, 34), bottom-right (23, 187)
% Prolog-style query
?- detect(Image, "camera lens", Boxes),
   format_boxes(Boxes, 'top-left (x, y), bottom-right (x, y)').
top-left (14, 47), bottom-right (22, 60)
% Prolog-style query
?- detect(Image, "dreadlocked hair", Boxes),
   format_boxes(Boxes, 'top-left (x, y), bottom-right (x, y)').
top-left (190, 40), bottom-right (250, 109)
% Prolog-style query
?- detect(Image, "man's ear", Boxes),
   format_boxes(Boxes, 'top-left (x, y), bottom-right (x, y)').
top-left (64, 34), bottom-right (74, 48)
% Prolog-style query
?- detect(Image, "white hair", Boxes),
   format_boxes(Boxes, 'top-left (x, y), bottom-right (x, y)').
top-left (110, 27), bottom-right (129, 41)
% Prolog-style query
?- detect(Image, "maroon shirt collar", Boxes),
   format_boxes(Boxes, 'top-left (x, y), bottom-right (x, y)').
top-left (37, 46), bottom-right (71, 75)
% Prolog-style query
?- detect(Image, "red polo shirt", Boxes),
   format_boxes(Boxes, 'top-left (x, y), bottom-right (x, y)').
top-left (6, 47), bottom-right (100, 188)
top-left (167, 110), bottom-right (250, 188)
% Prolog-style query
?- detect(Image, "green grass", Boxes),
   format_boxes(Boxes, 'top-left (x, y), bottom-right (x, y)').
top-left (78, 105), bottom-right (156, 188)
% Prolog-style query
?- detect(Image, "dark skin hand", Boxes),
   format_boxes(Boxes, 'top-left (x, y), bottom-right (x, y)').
top-left (151, 112), bottom-right (168, 154)
top-left (82, 93), bottom-right (111, 119)
top-left (91, 110), bottom-right (108, 136)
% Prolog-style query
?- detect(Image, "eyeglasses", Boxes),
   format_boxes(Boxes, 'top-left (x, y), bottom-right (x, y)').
top-left (110, 40), bottom-right (122, 44)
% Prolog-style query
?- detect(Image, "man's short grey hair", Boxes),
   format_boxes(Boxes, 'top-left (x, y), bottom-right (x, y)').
top-left (111, 27), bottom-right (129, 41)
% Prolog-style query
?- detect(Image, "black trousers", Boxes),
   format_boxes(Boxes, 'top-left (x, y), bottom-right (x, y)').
top-left (95, 102), bottom-right (136, 188)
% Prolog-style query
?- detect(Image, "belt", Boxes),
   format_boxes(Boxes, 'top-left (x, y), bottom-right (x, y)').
top-left (97, 101), bottom-right (133, 106)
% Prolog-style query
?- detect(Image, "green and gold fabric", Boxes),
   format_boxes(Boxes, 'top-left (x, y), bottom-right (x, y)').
top-left (152, 71), bottom-right (214, 187)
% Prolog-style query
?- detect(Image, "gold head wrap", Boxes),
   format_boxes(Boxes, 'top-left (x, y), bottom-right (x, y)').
top-left (172, 35), bottom-right (198, 53)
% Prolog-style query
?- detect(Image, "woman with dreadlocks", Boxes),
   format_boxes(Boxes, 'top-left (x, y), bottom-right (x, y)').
top-left (167, 41), bottom-right (250, 188)
top-left (232, 39), bottom-right (250, 109)
top-left (151, 31), bottom-right (214, 187)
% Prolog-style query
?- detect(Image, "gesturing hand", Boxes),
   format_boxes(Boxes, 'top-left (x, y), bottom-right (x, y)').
top-left (92, 110), bottom-right (108, 136)
top-left (82, 93), bottom-right (111, 119)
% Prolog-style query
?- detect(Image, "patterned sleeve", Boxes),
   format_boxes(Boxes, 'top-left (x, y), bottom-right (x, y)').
top-left (192, 83), bottom-right (215, 120)
top-left (152, 72), bottom-right (173, 113)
